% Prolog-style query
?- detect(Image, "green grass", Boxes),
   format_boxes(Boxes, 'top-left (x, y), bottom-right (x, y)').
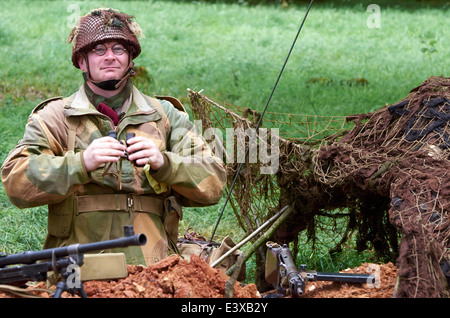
top-left (0, 0), bottom-right (448, 282)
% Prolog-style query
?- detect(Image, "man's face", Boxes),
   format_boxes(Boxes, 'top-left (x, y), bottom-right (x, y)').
top-left (78, 41), bottom-right (130, 82)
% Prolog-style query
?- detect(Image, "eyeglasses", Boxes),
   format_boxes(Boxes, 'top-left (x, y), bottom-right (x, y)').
top-left (91, 44), bottom-right (127, 56)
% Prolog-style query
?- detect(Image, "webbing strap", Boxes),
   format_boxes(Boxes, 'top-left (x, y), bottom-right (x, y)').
top-left (76, 194), bottom-right (163, 216)
top-left (65, 97), bottom-right (78, 152)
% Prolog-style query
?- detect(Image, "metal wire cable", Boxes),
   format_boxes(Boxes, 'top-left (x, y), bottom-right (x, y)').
top-left (209, 0), bottom-right (314, 243)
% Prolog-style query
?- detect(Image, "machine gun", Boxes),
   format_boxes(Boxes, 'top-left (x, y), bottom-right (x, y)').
top-left (265, 242), bottom-right (375, 298)
top-left (0, 226), bottom-right (146, 298)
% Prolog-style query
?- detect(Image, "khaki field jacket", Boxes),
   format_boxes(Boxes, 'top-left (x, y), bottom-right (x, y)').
top-left (1, 85), bottom-right (226, 265)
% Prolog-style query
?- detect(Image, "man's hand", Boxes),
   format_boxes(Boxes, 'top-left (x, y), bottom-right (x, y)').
top-left (126, 136), bottom-right (164, 170)
top-left (83, 136), bottom-right (126, 172)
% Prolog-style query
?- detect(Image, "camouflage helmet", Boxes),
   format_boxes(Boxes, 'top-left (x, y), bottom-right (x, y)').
top-left (67, 8), bottom-right (144, 69)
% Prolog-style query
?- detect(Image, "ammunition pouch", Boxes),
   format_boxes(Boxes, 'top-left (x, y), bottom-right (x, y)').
top-left (163, 195), bottom-right (183, 249)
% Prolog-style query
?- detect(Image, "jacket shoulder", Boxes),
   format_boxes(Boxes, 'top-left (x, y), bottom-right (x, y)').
top-left (31, 96), bottom-right (64, 114)
top-left (155, 95), bottom-right (186, 113)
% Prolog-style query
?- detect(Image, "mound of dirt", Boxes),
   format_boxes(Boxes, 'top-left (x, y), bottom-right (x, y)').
top-left (0, 254), bottom-right (258, 298)
top-left (78, 254), bottom-right (258, 298)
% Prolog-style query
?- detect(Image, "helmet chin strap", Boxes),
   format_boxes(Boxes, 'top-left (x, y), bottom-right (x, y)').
top-left (83, 55), bottom-right (135, 91)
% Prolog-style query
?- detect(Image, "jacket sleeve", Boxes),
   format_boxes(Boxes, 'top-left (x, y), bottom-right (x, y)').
top-left (148, 99), bottom-right (227, 207)
top-left (1, 100), bottom-right (90, 209)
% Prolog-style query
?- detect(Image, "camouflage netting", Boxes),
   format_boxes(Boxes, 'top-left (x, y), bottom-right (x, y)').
top-left (188, 76), bottom-right (450, 298)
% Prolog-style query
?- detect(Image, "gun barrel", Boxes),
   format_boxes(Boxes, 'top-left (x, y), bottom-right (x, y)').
top-left (0, 227), bottom-right (146, 267)
top-left (314, 271), bottom-right (375, 284)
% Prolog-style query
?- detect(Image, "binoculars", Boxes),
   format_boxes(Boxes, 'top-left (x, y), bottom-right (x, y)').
top-left (108, 131), bottom-right (138, 164)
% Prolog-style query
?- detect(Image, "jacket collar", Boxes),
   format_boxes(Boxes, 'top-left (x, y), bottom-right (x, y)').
top-left (64, 84), bottom-right (157, 116)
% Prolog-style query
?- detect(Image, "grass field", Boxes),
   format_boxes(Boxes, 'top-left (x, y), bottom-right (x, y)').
top-left (0, 0), bottom-right (448, 280)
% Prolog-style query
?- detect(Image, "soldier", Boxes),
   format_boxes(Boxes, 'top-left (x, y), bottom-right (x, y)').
top-left (1, 8), bottom-right (226, 266)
